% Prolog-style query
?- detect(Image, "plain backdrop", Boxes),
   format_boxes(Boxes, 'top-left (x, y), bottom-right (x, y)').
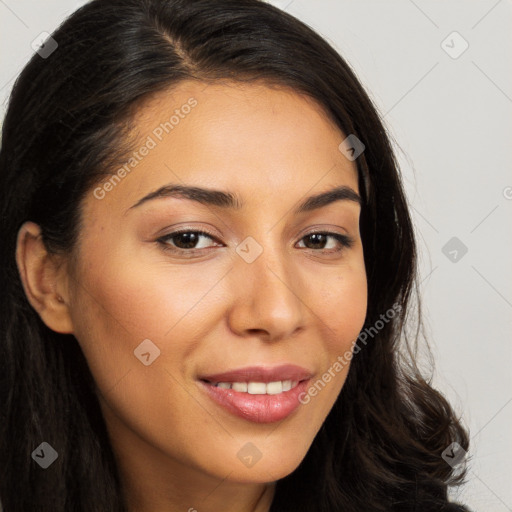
top-left (1, 1), bottom-right (511, 511)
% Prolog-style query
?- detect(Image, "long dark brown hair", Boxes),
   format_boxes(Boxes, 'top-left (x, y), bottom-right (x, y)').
top-left (0, 1), bottom-right (470, 510)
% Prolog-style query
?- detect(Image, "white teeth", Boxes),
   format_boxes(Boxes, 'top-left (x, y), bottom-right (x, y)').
top-left (266, 381), bottom-right (283, 395)
top-left (282, 380), bottom-right (292, 391)
top-left (248, 382), bottom-right (267, 394)
top-left (231, 382), bottom-right (247, 392)
top-left (212, 380), bottom-right (300, 394)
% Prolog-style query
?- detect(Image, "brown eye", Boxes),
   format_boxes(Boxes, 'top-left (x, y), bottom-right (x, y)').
top-left (168, 232), bottom-right (205, 249)
top-left (296, 232), bottom-right (354, 252)
top-left (157, 230), bottom-right (221, 252)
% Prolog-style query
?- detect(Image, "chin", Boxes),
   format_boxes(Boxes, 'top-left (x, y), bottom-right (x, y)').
top-left (211, 448), bottom-right (307, 484)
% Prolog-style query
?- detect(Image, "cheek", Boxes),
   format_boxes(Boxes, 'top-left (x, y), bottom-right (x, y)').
top-left (318, 263), bottom-right (368, 346)
top-left (70, 253), bottom-right (228, 375)
top-left (68, 253), bottom-right (229, 458)
top-left (303, 262), bottom-right (367, 409)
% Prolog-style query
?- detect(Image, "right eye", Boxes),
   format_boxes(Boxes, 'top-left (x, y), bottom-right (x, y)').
top-left (157, 229), bottom-right (223, 254)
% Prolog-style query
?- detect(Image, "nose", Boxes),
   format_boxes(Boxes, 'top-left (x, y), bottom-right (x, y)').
top-left (226, 241), bottom-right (307, 342)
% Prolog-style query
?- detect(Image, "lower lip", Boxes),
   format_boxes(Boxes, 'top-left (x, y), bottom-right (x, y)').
top-left (198, 379), bottom-right (310, 423)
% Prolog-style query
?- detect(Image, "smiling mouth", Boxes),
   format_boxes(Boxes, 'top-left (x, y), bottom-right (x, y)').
top-left (198, 377), bottom-right (312, 423)
top-left (196, 364), bottom-right (313, 422)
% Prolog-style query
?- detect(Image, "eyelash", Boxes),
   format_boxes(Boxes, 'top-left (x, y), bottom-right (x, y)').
top-left (156, 228), bottom-right (354, 256)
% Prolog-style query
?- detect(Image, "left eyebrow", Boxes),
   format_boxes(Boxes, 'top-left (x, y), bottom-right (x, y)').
top-left (127, 183), bottom-right (361, 213)
top-left (294, 185), bottom-right (361, 213)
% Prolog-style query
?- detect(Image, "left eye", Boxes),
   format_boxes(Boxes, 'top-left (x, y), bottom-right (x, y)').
top-left (296, 232), bottom-right (353, 251)
top-left (157, 230), bottom-right (353, 254)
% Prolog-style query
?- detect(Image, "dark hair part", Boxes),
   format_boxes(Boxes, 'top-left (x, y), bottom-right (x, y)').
top-left (0, 0), bottom-right (469, 510)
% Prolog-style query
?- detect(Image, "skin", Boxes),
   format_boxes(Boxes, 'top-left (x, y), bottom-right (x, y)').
top-left (16, 80), bottom-right (368, 512)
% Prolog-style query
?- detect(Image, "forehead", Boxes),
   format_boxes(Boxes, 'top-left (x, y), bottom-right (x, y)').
top-left (85, 80), bottom-right (359, 218)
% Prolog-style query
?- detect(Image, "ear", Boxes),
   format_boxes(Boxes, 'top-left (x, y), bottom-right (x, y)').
top-left (15, 221), bottom-right (74, 334)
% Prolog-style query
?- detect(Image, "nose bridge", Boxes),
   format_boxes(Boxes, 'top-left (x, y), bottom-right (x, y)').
top-left (227, 232), bottom-right (306, 339)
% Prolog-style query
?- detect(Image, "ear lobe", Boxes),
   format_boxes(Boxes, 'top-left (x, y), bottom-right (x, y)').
top-left (15, 221), bottom-right (74, 334)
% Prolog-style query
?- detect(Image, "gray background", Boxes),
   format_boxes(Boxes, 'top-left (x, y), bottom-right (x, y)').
top-left (1, 1), bottom-right (511, 510)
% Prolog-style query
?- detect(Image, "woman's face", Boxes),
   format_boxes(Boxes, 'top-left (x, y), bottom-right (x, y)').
top-left (65, 81), bottom-right (367, 488)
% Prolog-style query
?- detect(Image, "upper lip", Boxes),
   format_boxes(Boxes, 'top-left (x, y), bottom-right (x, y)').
top-left (199, 364), bottom-right (313, 384)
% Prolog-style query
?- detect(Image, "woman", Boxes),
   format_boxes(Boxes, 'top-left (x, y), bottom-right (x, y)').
top-left (0, 0), bottom-right (471, 510)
